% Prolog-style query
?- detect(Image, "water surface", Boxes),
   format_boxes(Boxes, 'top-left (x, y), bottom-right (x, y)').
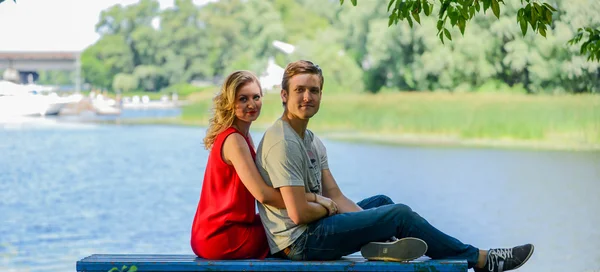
top-left (0, 122), bottom-right (598, 272)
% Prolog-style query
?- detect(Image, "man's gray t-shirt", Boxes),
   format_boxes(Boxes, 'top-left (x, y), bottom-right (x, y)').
top-left (255, 118), bottom-right (328, 253)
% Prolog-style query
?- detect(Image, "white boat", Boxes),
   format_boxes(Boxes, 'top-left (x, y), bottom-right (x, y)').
top-left (0, 80), bottom-right (76, 117)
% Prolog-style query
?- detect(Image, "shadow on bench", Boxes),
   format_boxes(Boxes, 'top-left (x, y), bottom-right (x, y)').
top-left (76, 254), bottom-right (468, 271)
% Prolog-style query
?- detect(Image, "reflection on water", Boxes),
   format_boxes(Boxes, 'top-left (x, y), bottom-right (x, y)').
top-left (0, 122), bottom-right (598, 272)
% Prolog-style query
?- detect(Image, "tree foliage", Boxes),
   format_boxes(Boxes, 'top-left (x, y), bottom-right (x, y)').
top-left (5, 0), bottom-right (591, 93)
top-left (568, 27), bottom-right (600, 61)
top-left (341, 0), bottom-right (599, 62)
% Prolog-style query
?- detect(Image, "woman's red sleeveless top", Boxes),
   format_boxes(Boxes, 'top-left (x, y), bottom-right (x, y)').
top-left (190, 127), bottom-right (269, 259)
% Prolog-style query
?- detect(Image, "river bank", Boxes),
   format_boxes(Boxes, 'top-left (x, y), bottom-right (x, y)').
top-left (107, 118), bottom-right (599, 151)
top-left (106, 91), bottom-right (600, 151)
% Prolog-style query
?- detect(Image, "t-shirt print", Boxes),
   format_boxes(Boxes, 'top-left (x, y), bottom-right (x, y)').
top-left (305, 138), bottom-right (322, 195)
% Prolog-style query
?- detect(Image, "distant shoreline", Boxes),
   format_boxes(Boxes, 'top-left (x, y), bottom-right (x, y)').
top-left (96, 117), bottom-right (600, 152)
top-left (319, 131), bottom-right (600, 152)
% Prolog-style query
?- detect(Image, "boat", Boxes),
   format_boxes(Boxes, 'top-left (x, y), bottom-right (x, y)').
top-left (0, 80), bottom-right (76, 117)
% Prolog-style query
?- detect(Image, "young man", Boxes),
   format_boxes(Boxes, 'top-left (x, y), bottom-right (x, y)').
top-left (255, 60), bottom-right (534, 272)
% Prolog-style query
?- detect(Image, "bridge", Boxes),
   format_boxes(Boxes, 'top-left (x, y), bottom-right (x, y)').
top-left (0, 51), bottom-right (81, 89)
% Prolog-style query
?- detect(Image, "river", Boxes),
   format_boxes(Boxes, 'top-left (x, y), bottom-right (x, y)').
top-left (1, 117), bottom-right (598, 272)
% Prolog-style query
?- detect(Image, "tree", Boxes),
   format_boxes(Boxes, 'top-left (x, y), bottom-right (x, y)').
top-left (134, 65), bottom-right (168, 92)
top-left (340, 0), bottom-right (600, 62)
top-left (81, 35), bottom-right (134, 90)
top-left (96, 0), bottom-right (161, 67)
top-left (112, 73), bottom-right (138, 92)
top-left (293, 28), bottom-right (365, 93)
top-left (157, 0), bottom-right (212, 84)
top-left (199, 0), bottom-right (284, 76)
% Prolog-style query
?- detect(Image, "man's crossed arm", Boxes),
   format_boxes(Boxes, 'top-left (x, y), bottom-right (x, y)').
top-left (280, 168), bottom-right (361, 225)
top-left (321, 169), bottom-right (362, 214)
top-left (280, 186), bottom-right (328, 225)
top-left (263, 140), bottom-right (338, 225)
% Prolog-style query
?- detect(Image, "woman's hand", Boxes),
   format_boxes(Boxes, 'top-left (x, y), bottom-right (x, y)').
top-left (315, 194), bottom-right (338, 216)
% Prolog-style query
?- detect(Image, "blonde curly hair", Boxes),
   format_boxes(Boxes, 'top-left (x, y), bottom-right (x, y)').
top-left (203, 70), bottom-right (261, 150)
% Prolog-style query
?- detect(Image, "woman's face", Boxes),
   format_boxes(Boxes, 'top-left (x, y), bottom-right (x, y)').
top-left (233, 81), bottom-right (262, 123)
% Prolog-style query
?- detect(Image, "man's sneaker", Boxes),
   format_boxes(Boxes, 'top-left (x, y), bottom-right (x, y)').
top-left (361, 237), bottom-right (428, 262)
top-left (474, 244), bottom-right (535, 272)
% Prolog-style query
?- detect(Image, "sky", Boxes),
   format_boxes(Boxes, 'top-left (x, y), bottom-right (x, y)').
top-left (0, 0), bottom-right (213, 52)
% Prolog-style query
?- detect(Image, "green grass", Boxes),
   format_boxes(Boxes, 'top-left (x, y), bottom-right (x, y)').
top-left (180, 92), bottom-right (600, 149)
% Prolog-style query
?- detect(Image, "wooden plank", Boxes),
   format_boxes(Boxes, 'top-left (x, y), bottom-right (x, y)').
top-left (76, 254), bottom-right (468, 272)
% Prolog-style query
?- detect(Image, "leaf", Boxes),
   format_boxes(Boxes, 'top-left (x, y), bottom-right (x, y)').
top-left (460, 6), bottom-right (469, 19)
top-left (519, 18), bottom-right (527, 36)
top-left (423, 1), bottom-right (431, 16)
top-left (437, 19), bottom-right (444, 31)
top-left (539, 25), bottom-right (546, 37)
top-left (439, 31), bottom-right (445, 44)
top-left (412, 11), bottom-right (421, 24)
top-left (388, 12), bottom-right (397, 26)
top-left (483, 0), bottom-right (491, 12)
top-left (128, 266), bottom-right (138, 272)
top-left (543, 3), bottom-right (557, 11)
top-left (530, 4), bottom-right (537, 26)
top-left (544, 8), bottom-right (552, 23)
top-left (350, 0), bottom-right (357, 6)
top-left (458, 18), bottom-right (466, 35)
top-left (398, 10), bottom-right (405, 20)
top-left (444, 28), bottom-right (452, 40)
top-left (423, 2), bottom-right (431, 16)
top-left (407, 14), bottom-right (414, 27)
top-left (580, 41), bottom-right (591, 54)
top-left (491, 0), bottom-right (500, 19)
top-left (387, 0), bottom-right (396, 12)
top-left (585, 27), bottom-right (594, 35)
top-left (440, 0), bottom-right (450, 19)
top-left (449, 9), bottom-right (458, 26)
top-left (567, 32), bottom-right (582, 44)
top-left (533, 3), bottom-right (543, 15)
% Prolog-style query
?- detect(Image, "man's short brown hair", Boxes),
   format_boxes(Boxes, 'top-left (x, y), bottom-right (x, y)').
top-left (281, 60), bottom-right (324, 92)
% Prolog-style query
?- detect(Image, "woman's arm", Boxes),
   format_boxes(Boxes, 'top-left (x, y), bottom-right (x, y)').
top-left (223, 133), bottom-right (317, 209)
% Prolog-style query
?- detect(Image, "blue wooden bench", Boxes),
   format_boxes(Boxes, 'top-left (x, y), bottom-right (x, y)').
top-left (76, 254), bottom-right (467, 272)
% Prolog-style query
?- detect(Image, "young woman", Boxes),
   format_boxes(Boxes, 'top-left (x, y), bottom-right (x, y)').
top-left (190, 70), bottom-right (337, 260)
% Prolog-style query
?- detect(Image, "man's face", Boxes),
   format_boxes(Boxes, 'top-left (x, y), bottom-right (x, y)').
top-left (281, 73), bottom-right (322, 120)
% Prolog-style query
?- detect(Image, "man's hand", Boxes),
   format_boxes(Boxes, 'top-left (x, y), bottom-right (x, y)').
top-left (321, 169), bottom-right (363, 213)
top-left (315, 194), bottom-right (338, 216)
top-left (280, 186), bottom-right (328, 224)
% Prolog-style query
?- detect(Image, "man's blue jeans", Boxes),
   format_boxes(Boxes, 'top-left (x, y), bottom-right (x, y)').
top-left (285, 195), bottom-right (479, 268)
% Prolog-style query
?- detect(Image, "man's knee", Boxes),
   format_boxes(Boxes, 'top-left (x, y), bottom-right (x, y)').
top-left (390, 203), bottom-right (413, 218)
top-left (373, 194), bottom-right (394, 205)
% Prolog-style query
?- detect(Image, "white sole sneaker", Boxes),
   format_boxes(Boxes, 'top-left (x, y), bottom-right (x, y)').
top-left (360, 237), bottom-right (428, 262)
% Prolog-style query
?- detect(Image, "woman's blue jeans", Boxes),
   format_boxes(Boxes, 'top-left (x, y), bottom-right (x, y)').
top-left (287, 195), bottom-right (479, 268)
